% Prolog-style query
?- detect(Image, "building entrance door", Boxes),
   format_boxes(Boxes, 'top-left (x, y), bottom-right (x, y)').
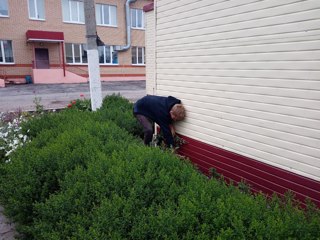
top-left (35, 48), bottom-right (49, 69)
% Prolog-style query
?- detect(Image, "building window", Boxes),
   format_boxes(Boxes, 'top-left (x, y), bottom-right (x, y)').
top-left (98, 45), bottom-right (118, 65)
top-left (0, 40), bottom-right (14, 63)
top-left (132, 47), bottom-right (145, 65)
top-left (28, 0), bottom-right (45, 20)
top-left (131, 8), bottom-right (144, 29)
top-left (0, 0), bottom-right (8, 17)
top-left (96, 4), bottom-right (117, 27)
top-left (62, 0), bottom-right (84, 24)
top-left (65, 43), bottom-right (87, 64)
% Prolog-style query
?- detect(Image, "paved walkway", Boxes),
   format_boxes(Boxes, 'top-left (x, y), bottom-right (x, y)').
top-left (0, 81), bottom-right (146, 112)
top-left (0, 207), bottom-right (16, 240)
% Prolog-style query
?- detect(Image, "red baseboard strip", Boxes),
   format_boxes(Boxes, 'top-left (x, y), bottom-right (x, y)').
top-left (178, 135), bottom-right (320, 207)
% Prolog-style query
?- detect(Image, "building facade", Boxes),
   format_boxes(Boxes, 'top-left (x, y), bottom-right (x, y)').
top-left (0, 0), bottom-right (151, 86)
top-left (145, 1), bottom-right (320, 207)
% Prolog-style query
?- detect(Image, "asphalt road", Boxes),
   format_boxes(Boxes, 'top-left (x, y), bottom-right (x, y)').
top-left (0, 81), bottom-right (146, 112)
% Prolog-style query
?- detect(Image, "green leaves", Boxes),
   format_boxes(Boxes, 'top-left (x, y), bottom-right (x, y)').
top-left (99, 94), bottom-right (143, 137)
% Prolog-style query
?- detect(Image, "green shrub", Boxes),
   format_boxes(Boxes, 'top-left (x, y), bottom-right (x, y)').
top-left (32, 146), bottom-right (200, 239)
top-left (98, 94), bottom-right (143, 137)
top-left (31, 145), bottom-right (320, 240)
top-left (21, 110), bottom-right (95, 139)
top-left (0, 110), bottom-right (138, 237)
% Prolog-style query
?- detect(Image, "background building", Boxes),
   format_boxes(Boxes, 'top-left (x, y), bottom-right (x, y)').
top-left (0, 0), bottom-right (151, 86)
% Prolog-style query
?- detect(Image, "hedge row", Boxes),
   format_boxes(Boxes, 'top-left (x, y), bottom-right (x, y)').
top-left (99, 94), bottom-right (143, 137)
top-left (0, 95), bottom-right (319, 239)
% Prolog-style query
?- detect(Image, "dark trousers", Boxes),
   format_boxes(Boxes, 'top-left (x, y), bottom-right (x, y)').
top-left (134, 114), bottom-right (153, 145)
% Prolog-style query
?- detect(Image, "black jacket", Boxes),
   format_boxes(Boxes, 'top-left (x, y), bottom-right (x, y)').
top-left (133, 95), bottom-right (181, 147)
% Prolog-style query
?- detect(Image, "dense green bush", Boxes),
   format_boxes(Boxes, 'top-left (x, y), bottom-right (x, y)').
top-left (20, 110), bottom-right (93, 139)
top-left (32, 146), bottom-right (320, 239)
top-left (0, 110), bottom-right (138, 236)
top-left (98, 94), bottom-right (143, 137)
top-left (0, 95), bottom-right (319, 239)
top-left (32, 146), bottom-right (196, 239)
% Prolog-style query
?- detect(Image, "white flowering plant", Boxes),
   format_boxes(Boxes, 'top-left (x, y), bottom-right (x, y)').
top-left (0, 112), bottom-right (30, 163)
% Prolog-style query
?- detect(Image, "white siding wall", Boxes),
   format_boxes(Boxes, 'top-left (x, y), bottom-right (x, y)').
top-left (145, 9), bottom-right (156, 95)
top-left (153, 0), bottom-right (320, 181)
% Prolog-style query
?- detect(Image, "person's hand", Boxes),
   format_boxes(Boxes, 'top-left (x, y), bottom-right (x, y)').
top-left (169, 124), bottom-right (175, 136)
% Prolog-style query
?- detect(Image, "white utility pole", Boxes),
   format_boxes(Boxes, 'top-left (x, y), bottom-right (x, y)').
top-left (84, 0), bottom-right (102, 111)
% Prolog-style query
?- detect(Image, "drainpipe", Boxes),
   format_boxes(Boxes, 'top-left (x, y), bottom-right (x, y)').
top-left (115, 0), bottom-right (137, 51)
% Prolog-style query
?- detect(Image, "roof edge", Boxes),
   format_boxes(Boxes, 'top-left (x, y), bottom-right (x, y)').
top-left (143, 2), bottom-right (154, 12)
top-left (26, 30), bottom-right (64, 42)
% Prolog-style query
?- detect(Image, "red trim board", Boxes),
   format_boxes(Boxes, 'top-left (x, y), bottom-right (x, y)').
top-left (0, 64), bottom-right (32, 67)
top-left (177, 135), bottom-right (320, 207)
top-left (3, 74), bottom-right (145, 79)
top-left (0, 64), bottom-right (145, 68)
top-left (79, 74), bottom-right (145, 78)
top-left (26, 30), bottom-right (64, 42)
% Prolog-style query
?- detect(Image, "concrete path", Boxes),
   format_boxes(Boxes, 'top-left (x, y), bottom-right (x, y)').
top-left (0, 207), bottom-right (16, 240)
top-left (0, 81), bottom-right (146, 112)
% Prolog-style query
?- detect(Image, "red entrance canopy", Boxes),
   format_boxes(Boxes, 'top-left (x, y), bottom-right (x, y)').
top-left (26, 30), bottom-right (64, 42)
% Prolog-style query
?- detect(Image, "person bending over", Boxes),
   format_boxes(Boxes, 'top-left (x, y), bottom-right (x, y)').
top-left (133, 95), bottom-right (186, 148)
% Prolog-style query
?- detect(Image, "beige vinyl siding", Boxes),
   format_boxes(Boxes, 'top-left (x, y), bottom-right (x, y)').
top-left (153, 0), bottom-right (320, 181)
top-left (145, 8), bottom-right (156, 94)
